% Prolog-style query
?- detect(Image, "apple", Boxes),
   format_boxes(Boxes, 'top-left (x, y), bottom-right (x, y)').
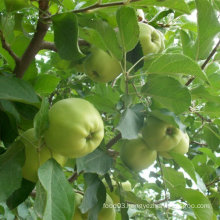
top-left (138, 22), bottom-right (165, 56)
top-left (44, 98), bottom-right (104, 158)
top-left (159, 132), bottom-right (190, 159)
top-left (4, 0), bottom-right (29, 12)
top-left (120, 137), bottom-right (157, 171)
top-left (104, 179), bottom-right (132, 204)
top-left (21, 128), bottom-right (67, 183)
top-left (98, 194), bottom-right (116, 220)
top-left (72, 193), bottom-right (86, 220)
top-left (84, 47), bottom-right (122, 83)
top-left (142, 116), bottom-right (183, 152)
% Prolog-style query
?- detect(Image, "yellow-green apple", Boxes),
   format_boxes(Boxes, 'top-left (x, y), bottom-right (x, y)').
top-left (72, 193), bottom-right (86, 220)
top-left (44, 98), bottom-right (104, 158)
top-left (21, 128), bottom-right (67, 182)
top-left (98, 194), bottom-right (116, 220)
top-left (159, 132), bottom-right (190, 159)
top-left (138, 22), bottom-right (164, 56)
top-left (120, 137), bottom-right (157, 171)
top-left (142, 116), bottom-right (182, 152)
top-left (84, 47), bottom-right (122, 83)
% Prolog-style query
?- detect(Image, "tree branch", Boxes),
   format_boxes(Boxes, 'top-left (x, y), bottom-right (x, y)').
top-left (14, 0), bottom-right (50, 78)
top-left (185, 38), bottom-right (220, 86)
top-left (106, 133), bottom-right (122, 149)
top-left (206, 177), bottom-right (220, 187)
top-left (40, 39), bottom-right (89, 52)
top-left (68, 171), bottom-right (83, 183)
top-left (40, 41), bottom-right (57, 52)
top-left (69, 0), bottom-right (141, 14)
top-left (190, 141), bottom-right (207, 146)
top-left (0, 30), bottom-right (20, 64)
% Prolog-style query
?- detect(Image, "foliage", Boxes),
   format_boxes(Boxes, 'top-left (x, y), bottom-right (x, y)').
top-left (0, 0), bottom-right (220, 219)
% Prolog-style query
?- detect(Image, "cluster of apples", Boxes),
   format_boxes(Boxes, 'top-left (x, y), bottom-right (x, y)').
top-left (78, 22), bottom-right (165, 83)
top-left (120, 116), bottom-right (190, 172)
top-left (20, 98), bottom-right (105, 182)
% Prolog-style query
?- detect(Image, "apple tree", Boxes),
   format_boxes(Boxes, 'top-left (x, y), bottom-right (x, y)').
top-left (0, 0), bottom-right (220, 219)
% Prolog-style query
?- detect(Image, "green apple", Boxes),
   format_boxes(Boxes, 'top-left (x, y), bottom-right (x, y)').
top-left (104, 179), bottom-right (132, 204)
top-left (142, 116), bottom-right (182, 152)
top-left (98, 194), bottom-right (116, 220)
top-left (44, 98), bottom-right (104, 158)
top-left (159, 132), bottom-right (189, 159)
top-left (4, 0), bottom-right (29, 12)
top-left (84, 47), bottom-right (122, 83)
top-left (21, 128), bottom-right (67, 182)
top-left (138, 22), bottom-right (164, 56)
top-left (72, 193), bottom-right (86, 220)
top-left (120, 137), bottom-right (157, 172)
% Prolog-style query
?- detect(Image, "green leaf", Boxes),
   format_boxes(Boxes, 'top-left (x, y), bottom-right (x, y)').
top-left (180, 30), bottom-right (195, 59)
top-left (170, 152), bottom-right (197, 183)
top-left (163, 166), bottom-right (186, 199)
top-left (0, 141), bottom-right (25, 202)
top-left (132, 0), bottom-right (190, 14)
top-left (145, 54), bottom-right (208, 82)
top-left (0, 75), bottom-right (39, 104)
top-left (116, 104), bottom-right (145, 139)
top-left (80, 173), bottom-right (106, 220)
top-left (193, 0), bottom-right (220, 59)
top-left (0, 100), bottom-right (20, 122)
top-left (35, 159), bottom-right (75, 220)
top-left (76, 148), bottom-right (114, 175)
top-left (203, 125), bottom-right (220, 150)
top-left (85, 85), bottom-right (120, 113)
top-left (179, 188), bottom-right (213, 220)
top-left (79, 27), bottom-right (107, 51)
top-left (203, 102), bottom-right (220, 117)
top-left (191, 86), bottom-right (220, 103)
top-left (198, 148), bottom-right (218, 165)
top-left (52, 13), bottom-right (84, 61)
top-left (116, 6), bottom-right (139, 52)
top-left (33, 98), bottom-right (49, 139)
top-left (6, 178), bottom-right (35, 210)
top-left (87, 18), bottom-right (123, 60)
top-left (141, 75), bottom-right (191, 114)
top-left (34, 74), bottom-right (60, 96)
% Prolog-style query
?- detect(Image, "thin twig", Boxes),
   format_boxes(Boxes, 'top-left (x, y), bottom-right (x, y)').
top-left (68, 0), bottom-right (140, 14)
top-left (68, 171), bottom-right (83, 183)
top-left (40, 39), bottom-right (89, 52)
top-left (154, 196), bottom-right (170, 204)
top-left (0, 30), bottom-right (20, 64)
top-left (185, 38), bottom-right (220, 86)
top-left (106, 133), bottom-right (122, 149)
top-left (190, 141), bottom-right (207, 146)
top-left (206, 177), bottom-right (220, 187)
top-left (194, 112), bottom-right (212, 123)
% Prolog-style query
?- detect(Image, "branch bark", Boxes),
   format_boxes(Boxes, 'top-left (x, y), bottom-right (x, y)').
top-left (14, 0), bottom-right (50, 78)
top-left (106, 133), bottom-right (122, 149)
top-left (69, 0), bottom-right (140, 14)
top-left (0, 30), bottom-right (20, 64)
